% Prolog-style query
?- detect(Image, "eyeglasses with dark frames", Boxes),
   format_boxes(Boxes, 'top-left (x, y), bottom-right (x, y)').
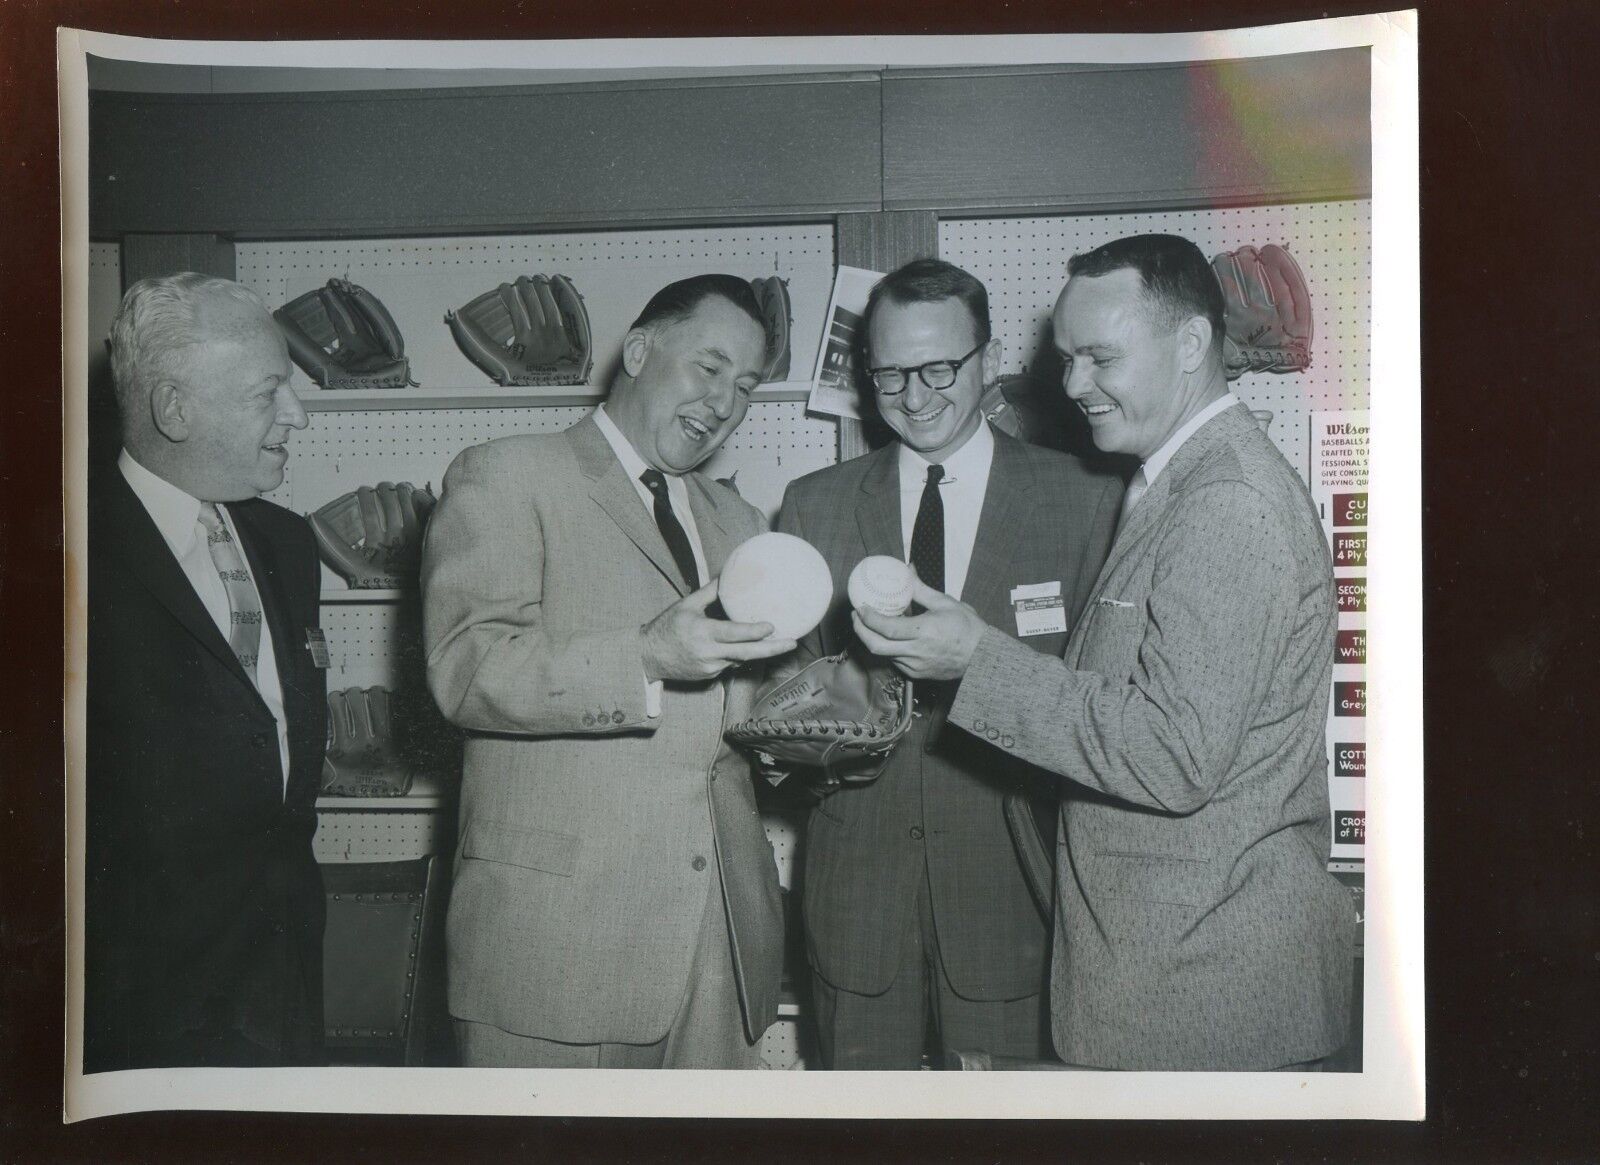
top-left (866, 339), bottom-right (988, 396)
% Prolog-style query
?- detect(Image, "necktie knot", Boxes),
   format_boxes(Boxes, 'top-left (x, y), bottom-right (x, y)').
top-left (640, 468), bottom-right (670, 498)
top-left (925, 463), bottom-right (945, 487)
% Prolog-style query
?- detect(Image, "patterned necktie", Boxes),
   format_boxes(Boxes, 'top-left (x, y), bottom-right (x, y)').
top-left (197, 502), bottom-right (263, 685)
top-left (1116, 466), bottom-right (1149, 537)
top-left (909, 462), bottom-right (946, 594)
top-left (640, 469), bottom-right (699, 590)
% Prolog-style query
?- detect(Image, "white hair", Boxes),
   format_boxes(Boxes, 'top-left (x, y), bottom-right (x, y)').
top-left (108, 273), bottom-right (269, 428)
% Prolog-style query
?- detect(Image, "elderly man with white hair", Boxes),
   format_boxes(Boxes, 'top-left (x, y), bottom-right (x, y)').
top-left (85, 272), bottom-right (327, 1071)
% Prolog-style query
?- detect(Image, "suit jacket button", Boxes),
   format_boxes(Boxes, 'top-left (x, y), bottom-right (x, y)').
top-left (1001, 735), bottom-right (1014, 747)
top-left (909, 825), bottom-right (924, 840)
top-left (986, 727), bottom-right (1000, 740)
top-left (692, 856), bottom-right (707, 871)
top-left (973, 719), bottom-right (987, 732)
top-left (612, 710), bottom-right (624, 724)
top-left (582, 712), bottom-right (595, 727)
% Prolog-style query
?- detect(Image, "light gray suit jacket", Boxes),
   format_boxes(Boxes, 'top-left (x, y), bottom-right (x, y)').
top-left (422, 415), bottom-right (783, 1046)
top-left (949, 402), bottom-right (1355, 1070)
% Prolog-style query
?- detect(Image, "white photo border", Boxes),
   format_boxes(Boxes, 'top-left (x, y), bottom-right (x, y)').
top-left (60, 12), bottom-right (1422, 1121)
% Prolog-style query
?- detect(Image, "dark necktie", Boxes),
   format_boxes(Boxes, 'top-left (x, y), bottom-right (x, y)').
top-left (640, 469), bottom-right (699, 590)
top-left (909, 462), bottom-right (945, 594)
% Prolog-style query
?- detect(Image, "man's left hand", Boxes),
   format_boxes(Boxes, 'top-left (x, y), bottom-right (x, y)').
top-left (852, 581), bottom-right (988, 681)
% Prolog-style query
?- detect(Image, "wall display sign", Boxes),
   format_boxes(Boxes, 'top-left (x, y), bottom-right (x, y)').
top-left (1311, 409), bottom-right (1370, 859)
top-left (807, 264), bottom-right (885, 420)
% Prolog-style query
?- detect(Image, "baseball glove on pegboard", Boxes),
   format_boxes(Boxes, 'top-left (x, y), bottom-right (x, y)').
top-left (446, 274), bottom-right (593, 386)
top-left (274, 278), bottom-right (416, 390)
top-left (322, 686), bottom-right (414, 797)
top-left (1210, 244), bottom-right (1314, 379)
top-left (728, 651), bottom-right (914, 789)
top-left (749, 275), bottom-right (793, 382)
top-left (309, 481), bottom-right (437, 590)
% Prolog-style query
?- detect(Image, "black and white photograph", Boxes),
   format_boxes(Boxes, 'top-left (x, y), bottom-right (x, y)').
top-left (59, 14), bottom-right (1423, 1121)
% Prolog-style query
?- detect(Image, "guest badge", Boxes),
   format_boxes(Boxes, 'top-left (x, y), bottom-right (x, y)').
top-left (304, 627), bottom-right (331, 668)
top-left (1010, 581), bottom-right (1067, 637)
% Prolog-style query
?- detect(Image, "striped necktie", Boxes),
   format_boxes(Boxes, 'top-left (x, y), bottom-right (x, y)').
top-left (198, 502), bottom-right (263, 685)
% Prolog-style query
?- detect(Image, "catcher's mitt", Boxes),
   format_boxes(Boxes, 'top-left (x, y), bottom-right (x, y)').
top-left (274, 278), bottom-right (415, 390)
top-left (322, 685), bottom-right (413, 797)
top-left (727, 651), bottom-right (914, 788)
top-left (749, 276), bottom-right (793, 382)
top-left (446, 274), bottom-right (593, 387)
top-left (1210, 244), bottom-right (1313, 379)
top-left (309, 481), bottom-right (437, 589)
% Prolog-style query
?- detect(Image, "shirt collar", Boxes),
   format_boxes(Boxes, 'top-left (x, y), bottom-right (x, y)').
top-left (897, 418), bottom-right (996, 487)
top-left (593, 403), bottom-right (659, 486)
top-left (1140, 392), bottom-right (1238, 486)
top-left (118, 448), bottom-right (205, 557)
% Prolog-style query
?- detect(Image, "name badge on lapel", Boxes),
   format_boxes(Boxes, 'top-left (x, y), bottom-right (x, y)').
top-left (304, 627), bottom-right (331, 669)
top-left (1009, 581), bottom-right (1068, 637)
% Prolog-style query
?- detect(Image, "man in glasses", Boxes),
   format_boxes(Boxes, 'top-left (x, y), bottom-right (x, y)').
top-left (773, 258), bottom-right (1122, 1069)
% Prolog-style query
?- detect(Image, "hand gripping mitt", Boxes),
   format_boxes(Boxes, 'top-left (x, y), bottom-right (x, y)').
top-left (727, 651), bottom-right (913, 788)
top-left (1210, 244), bottom-right (1314, 379)
top-left (274, 278), bottom-right (415, 390)
top-left (309, 481), bottom-right (437, 590)
top-left (446, 274), bottom-right (593, 386)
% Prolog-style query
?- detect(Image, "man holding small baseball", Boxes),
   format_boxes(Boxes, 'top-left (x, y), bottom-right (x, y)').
top-left (774, 259), bottom-right (1122, 1069)
top-left (423, 274), bottom-right (794, 1068)
top-left (854, 235), bottom-right (1354, 1071)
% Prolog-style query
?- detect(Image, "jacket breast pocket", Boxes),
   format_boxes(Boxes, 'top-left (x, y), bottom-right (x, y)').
top-left (462, 819), bottom-right (580, 878)
top-left (1076, 599), bottom-right (1144, 678)
top-left (1089, 851), bottom-right (1214, 909)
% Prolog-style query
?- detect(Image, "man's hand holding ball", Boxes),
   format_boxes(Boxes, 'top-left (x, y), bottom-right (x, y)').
top-left (852, 579), bottom-right (988, 682)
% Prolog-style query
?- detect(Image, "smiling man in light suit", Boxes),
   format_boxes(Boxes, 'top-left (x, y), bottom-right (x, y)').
top-left (423, 274), bottom-right (794, 1068)
top-left (856, 235), bottom-right (1355, 1071)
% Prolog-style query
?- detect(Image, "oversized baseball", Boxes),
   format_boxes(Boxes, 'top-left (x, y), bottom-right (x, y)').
top-left (718, 532), bottom-right (833, 641)
top-left (847, 555), bottom-right (916, 617)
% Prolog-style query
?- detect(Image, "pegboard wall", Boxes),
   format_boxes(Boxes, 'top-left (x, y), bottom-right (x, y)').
top-left (939, 200), bottom-right (1371, 475)
top-left (233, 226), bottom-right (835, 395)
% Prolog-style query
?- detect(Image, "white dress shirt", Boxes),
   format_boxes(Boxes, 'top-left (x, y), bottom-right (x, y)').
top-left (592, 405), bottom-right (713, 718)
top-left (896, 421), bottom-right (995, 601)
top-left (118, 449), bottom-right (290, 793)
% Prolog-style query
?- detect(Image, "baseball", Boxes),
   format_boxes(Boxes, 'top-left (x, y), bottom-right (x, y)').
top-left (848, 555), bottom-right (916, 617)
top-left (718, 532), bottom-right (833, 641)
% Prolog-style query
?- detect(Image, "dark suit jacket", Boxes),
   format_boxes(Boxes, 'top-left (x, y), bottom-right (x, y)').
top-left (776, 428), bottom-right (1121, 999)
top-left (85, 465), bottom-right (328, 1072)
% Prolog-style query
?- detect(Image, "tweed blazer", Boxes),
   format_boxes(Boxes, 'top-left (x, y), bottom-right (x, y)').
top-left (950, 403), bottom-right (1356, 1070)
top-left (86, 466), bottom-right (327, 1071)
top-left (422, 415), bottom-right (784, 1046)
top-left (776, 428), bottom-right (1121, 999)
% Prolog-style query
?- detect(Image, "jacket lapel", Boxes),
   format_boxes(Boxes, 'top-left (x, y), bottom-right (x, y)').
top-left (686, 473), bottom-right (737, 576)
top-left (960, 429), bottom-right (1032, 624)
top-left (569, 415), bottom-right (693, 597)
top-left (1095, 401), bottom-right (1252, 581)
top-left (99, 468), bottom-right (263, 699)
top-left (853, 445), bottom-right (904, 561)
